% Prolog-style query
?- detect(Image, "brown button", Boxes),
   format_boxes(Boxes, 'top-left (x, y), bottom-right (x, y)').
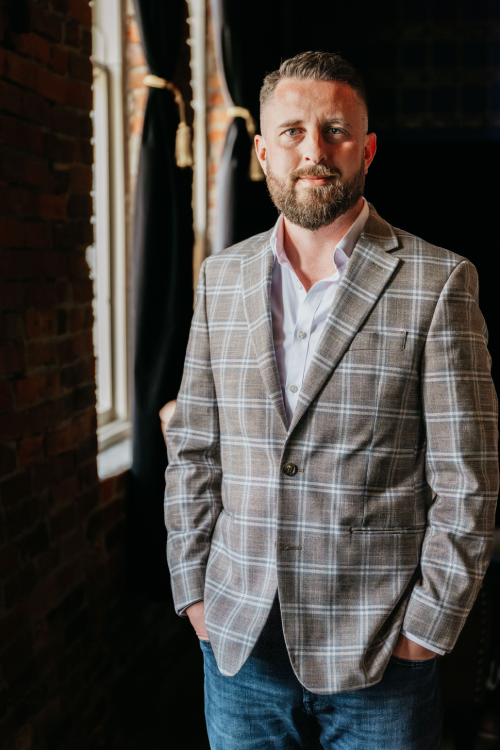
top-left (282, 462), bottom-right (298, 477)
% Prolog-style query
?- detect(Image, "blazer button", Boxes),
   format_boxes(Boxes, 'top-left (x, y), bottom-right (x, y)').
top-left (282, 462), bottom-right (298, 477)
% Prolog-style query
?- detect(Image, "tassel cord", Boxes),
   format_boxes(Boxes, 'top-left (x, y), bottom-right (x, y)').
top-left (143, 74), bottom-right (194, 169)
top-left (226, 106), bottom-right (265, 182)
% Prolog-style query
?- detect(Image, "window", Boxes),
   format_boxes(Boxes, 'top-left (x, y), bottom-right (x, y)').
top-left (89, 0), bottom-right (130, 467)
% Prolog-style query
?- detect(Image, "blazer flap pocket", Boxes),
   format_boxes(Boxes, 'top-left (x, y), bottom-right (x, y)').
top-left (350, 330), bottom-right (407, 351)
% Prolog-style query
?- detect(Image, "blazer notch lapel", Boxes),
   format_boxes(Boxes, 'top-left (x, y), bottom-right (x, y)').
top-left (289, 218), bottom-right (401, 434)
top-left (240, 235), bottom-right (288, 432)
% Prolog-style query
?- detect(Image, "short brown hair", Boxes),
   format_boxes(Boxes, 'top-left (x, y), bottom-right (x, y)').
top-left (260, 51), bottom-right (368, 125)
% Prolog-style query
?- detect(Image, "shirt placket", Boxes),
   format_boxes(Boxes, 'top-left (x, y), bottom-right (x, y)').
top-left (285, 278), bottom-right (328, 417)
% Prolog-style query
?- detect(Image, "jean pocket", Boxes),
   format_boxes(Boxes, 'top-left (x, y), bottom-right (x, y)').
top-left (390, 655), bottom-right (436, 668)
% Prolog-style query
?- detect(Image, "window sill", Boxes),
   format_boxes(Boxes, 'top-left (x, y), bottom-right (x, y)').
top-left (97, 436), bottom-right (132, 479)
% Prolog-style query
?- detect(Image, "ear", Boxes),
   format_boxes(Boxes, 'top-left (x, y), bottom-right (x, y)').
top-left (254, 134), bottom-right (267, 175)
top-left (363, 132), bottom-right (377, 174)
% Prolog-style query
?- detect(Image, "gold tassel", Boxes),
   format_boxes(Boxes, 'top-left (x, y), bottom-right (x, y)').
top-left (226, 106), bottom-right (265, 182)
top-left (143, 74), bottom-right (194, 169)
top-left (175, 122), bottom-right (194, 169)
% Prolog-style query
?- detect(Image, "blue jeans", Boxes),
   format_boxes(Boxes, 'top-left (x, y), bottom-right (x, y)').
top-left (200, 598), bottom-right (442, 749)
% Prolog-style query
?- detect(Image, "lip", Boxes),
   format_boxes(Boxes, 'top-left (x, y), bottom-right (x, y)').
top-left (298, 176), bottom-right (335, 186)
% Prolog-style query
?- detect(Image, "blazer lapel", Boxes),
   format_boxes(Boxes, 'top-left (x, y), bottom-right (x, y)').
top-left (289, 206), bottom-right (401, 434)
top-left (241, 231), bottom-right (288, 432)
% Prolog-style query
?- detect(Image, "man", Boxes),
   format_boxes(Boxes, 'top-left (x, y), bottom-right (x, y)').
top-left (164, 52), bottom-right (498, 749)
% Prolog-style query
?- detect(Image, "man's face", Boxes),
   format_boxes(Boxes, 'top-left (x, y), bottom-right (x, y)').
top-left (255, 79), bottom-right (377, 231)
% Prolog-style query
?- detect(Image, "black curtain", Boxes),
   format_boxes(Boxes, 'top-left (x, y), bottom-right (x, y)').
top-left (129, 0), bottom-right (194, 599)
top-left (211, 0), bottom-right (280, 252)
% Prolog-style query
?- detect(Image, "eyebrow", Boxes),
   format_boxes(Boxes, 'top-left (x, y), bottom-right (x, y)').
top-left (277, 117), bottom-right (351, 129)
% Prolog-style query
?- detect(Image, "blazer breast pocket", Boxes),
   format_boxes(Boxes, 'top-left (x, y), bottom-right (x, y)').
top-left (349, 330), bottom-right (408, 351)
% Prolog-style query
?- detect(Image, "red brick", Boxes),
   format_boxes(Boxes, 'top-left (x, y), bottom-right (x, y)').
top-left (4, 50), bottom-right (36, 89)
top-left (0, 344), bottom-right (25, 376)
top-left (16, 373), bottom-right (60, 408)
top-left (67, 193), bottom-right (92, 218)
top-left (65, 79), bottom-right (92, 109)
top-left (68, 0), bottom-right (92, 25)
top-left (0, 148), bottom-right (24, 182)
top-left (35, 67), bottom-right (67, 104)
top-left (0, 380), bottom-right (12, 410)
top-left (82, 30), bottom-right (92, 56)
top-left (25, 310), bottom-right (57, 339)
top-left (21, 89), bottom-right (50, 126)
top-left (50, 505), bottom-right (77, 538)
top-left (18, 436), bottom-right (44, 465)
top-left (24, 158), bottom-right (50, 186)
top-left (51, 104), bottom-right (79, 136)
top-left (31, 7), bottom-right (63, 42)
top-left (68, 52), bottom-right (92, 83)
top-left (78, 113), bottom-right (93, 138)
top-left (26, 574), bottom-right (58, 621)
top-left (53, 474), bottom-right (78, 504)
top-left (39, 194), bottom-right (67, 220)
top-left (0, 469), bottom-right (32, 506)
top-left (29, 33), bottom-right (51, 65)
top-left (25, 341), bottom-right (58, 368)
top-left (0, 79), bottom-right (22, 115)
top-left (0, 219), bottom-right (25, 247)
top-left (64, 20), bottom-right (80, 49)
top-left (0, 184), bottom-right (38, 217)
top-left (46, 424), bottom-right (74, 456)
top-left (0, 542), bottom-right (20, 580)
top-left (0, 114), bottom-right (44, 155)
top-left (72, 279), bottom-right (93, 304)
top-left (127, 20), bottom-right (142, 44)
top-left (0, 444), bottom-right (16, 474)
top-left (45, 133), bottom-right (75, 162)
top-left (73, 408), bottom-right (96, 441)
top-left (18, 522), bottom-right (49, 560)
top-left (0, 410), bottom-right (30, 441)
top-left (24, 222), bottom-right (53, 248)
top-left (50, 46), bottom-right (68, 75)
top-left (0, 606), bottom-right (26, 647)
top-left (14, 32), bottom-right (51, 65)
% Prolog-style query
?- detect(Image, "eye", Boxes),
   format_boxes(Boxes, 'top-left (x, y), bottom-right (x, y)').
top-left (284, 128), bottom-right (299, 136)
top-left (327, 127), bottom-right (344, 135)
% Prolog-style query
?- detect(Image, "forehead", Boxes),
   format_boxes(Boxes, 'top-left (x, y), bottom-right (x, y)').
top-left (267, 78), bottom-right (366, 127)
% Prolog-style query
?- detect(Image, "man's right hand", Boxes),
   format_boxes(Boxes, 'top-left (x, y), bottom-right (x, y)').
top-left (186, 600), bottom-right (209, 641)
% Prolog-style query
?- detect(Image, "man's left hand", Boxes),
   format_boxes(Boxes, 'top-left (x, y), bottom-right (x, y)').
top-left (392, 634), bottom-right (436, 660)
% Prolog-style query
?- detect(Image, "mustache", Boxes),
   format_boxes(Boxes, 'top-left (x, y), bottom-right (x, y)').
top-left (291, 165), bottom-right (341, 182)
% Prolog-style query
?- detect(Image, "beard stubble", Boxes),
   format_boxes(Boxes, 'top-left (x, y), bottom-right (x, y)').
top-left (266, 160), bottom-right (366, 231)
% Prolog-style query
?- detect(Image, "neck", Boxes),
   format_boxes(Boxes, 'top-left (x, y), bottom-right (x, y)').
top-left (282, 198), bottom-right (364, 292)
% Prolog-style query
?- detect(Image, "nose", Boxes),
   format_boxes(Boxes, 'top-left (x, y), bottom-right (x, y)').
top-left (302, 130), bottom-right (327, 165)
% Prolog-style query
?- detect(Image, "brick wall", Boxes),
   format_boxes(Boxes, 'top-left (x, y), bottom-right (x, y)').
top-left (0, 3), bottom-right (202, 748)
top-left (206, 4), bottom-right (228, 252)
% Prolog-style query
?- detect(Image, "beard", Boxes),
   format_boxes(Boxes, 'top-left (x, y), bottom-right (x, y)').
top-left (266, 160), bottom-right (365, 231)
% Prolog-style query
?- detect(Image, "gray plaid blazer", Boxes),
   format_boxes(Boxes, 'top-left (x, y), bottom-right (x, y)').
top-left (165, 204), bottom-right (498, 694)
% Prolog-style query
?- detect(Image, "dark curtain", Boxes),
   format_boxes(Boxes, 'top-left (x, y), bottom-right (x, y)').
top-left (129, 0), bottom-right (194, 599)
top-left (211, 0), bottom-right (280, 252)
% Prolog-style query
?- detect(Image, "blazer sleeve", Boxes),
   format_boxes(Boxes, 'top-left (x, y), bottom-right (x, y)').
top-left (164, 260), bottom-right (222, 615)
top-left (402, 259), bottom-right (499, 652)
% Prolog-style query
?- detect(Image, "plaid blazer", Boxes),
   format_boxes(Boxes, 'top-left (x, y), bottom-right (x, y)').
top-left (165, 204), bottom-right (498, 694)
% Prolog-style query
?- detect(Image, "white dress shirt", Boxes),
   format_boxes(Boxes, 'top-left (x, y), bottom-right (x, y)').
top-left (269, 199), bottom-right (445, 656)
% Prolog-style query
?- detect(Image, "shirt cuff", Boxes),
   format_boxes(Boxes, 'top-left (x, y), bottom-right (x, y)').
top-left (179, 599), bottom-right (203, 617)
top-left (401, 629), bottom-right (446, 656)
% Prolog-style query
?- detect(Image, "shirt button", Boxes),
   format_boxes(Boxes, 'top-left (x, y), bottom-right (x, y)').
top-left (298, 331), bottom-right (306, 339)
top-left (296, 282), bottom-right (302, 290)
top-left (289, 385), bottom-right (298, 393)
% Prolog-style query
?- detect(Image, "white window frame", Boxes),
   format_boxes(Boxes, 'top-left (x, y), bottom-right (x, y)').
top-left (90, 0), bottom-right (130, 452)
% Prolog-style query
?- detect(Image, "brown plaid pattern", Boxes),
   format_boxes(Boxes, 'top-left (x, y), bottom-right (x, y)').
top-left (165, 204), bottom-right (498, 694)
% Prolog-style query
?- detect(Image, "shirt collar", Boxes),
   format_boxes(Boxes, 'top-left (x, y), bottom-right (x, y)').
top-left (270, 197), bottom-right (369, 272)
